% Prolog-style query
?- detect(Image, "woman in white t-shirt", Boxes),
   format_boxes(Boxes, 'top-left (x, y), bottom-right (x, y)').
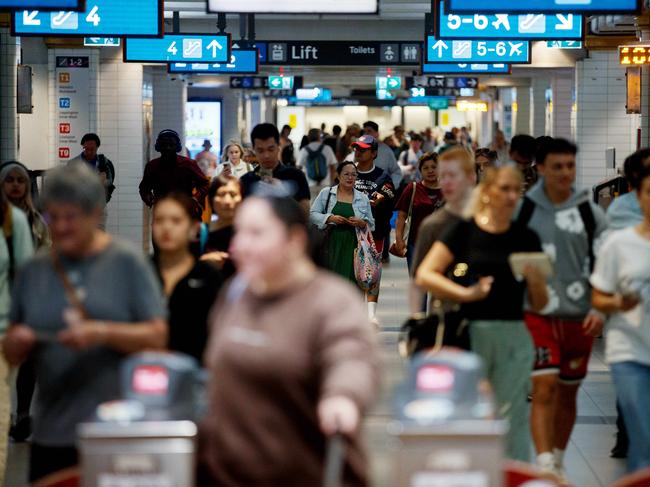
top-left (591, 162), bottom-right (650, 474)
top-left (217, 142), bottom-right (253, 180)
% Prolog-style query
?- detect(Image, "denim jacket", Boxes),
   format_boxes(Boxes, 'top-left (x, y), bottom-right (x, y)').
top-left (310, 185), bottom-right (375, 231)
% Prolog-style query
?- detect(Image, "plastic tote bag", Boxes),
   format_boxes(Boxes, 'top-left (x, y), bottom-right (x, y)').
top-left (354, 228), bottom-right (382, 291)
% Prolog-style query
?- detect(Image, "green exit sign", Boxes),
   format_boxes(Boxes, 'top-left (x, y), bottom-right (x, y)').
top-left (376, 76), bottom-right (402, 91)
top-left (546, 41), bottom-right (583, 49)
top-left (428, 98), bottom-right (449, 110)
top-left (268, 75), bottom-right (294, 90)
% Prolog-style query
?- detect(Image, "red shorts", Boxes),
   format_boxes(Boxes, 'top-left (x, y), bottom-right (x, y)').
top-left (524, 313), bottom-right (594, 383)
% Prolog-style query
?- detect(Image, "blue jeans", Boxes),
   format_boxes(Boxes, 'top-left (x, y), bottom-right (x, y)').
top-left (611, 361), bottom-right (650, 472)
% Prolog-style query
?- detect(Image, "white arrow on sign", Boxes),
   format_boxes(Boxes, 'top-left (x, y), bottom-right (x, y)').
top-left (270, 77), bottom-right (281, 87)
top-left (432, 40), bottom-right (449, 58)
top-left (206, 40), bottom-right (223, 57)
top-left (388, 78), bottom-right (400, 88)
top-left (89, 37), bottom-right (100, 43)
top-left (468, 78), bottom-right (478, 87)
top-left (555, 14), bottom-right (573, 31)
top-left (23, 11), bottom-right (41, 26)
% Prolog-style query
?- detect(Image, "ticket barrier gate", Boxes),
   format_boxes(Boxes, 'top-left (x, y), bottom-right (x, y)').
top-left (389, 350), bottom-right (507, 487)
top-left (78, 352), bottom-right (204, 487)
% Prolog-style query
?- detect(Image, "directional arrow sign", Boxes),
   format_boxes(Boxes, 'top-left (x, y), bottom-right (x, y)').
top-left (446, 0), bottom-right (639, 14)
top-left (169, 49), bottom-right (259, 74)
top-left (422, 63), bottom-right (511, 74)
top-left (375, 76), bottom-right (402, 91)
top-left (436, 0), bottom-right (583, 40)
top-left (547, 40), bottom-right (583, 49)
top-left (13, 0), bottom-right (162, 37)
top-left (125, 34), bottom-right (231, 63)
top-left (268, 75), bottom-right (294, 90)
top-left (426, 37), bottom-right (530, 64)
top-left (83, 37), bottom-right (120, 47)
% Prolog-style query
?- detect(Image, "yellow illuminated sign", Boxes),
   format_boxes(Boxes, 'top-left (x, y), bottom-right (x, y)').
top-left (619, 45), bottom-right (650, 66)
top-left (457, 100), bottom-right (488, 112)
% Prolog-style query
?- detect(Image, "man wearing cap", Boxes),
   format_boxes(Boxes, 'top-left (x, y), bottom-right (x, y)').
top-left (362, 121), bottom-right (402, 188)
top-left (139, 129), bottom-right (209, 219)
top-left (352, 135), bottom-right (396, 325)
top-left (196, 139), bottom-right (218, 178)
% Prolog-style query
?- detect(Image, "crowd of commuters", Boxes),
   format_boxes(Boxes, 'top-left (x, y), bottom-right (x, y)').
top-left (0, 120), bottom-right (649, 486)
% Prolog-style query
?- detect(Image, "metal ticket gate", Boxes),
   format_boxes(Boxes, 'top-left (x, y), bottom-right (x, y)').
top-left (78, 352), bottom-right (203, 487)
top-left (390, 350), bottom-right (507, 487)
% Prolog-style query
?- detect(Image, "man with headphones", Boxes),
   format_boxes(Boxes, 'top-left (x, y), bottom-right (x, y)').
top-left (69, 133), bottom-right (116, 203)
top-left (139, 129), bottom-right (209, 219)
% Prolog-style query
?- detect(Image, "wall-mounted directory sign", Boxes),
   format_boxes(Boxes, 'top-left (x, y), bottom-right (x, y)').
top-left (124, 34), bottom-right (231, 63)
top-left (426, 37), bottom-right (530, 63)
top-left (1, 0), bottom-right (82, 10)
top-left (446, 0), bottom-right (640, 14)
top-left (168, 49), bottom-right (259, 74)
top-left (422, 63), bottom-right (511, 74)
top-left (12, 0), bottom-right (162, 37)
top-left (257, 41), bottom-right (422, 66)
top-left (436, 1), bottom-right (582, 40)
top-left (207, 0), bottom-right (377, 13)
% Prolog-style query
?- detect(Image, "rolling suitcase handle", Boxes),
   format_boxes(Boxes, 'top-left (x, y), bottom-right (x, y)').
top-left (323, 433), bottom-right (345, 487)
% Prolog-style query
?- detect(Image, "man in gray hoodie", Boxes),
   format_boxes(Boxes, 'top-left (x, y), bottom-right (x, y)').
top-left (516, 138), bottom-right (608, 479)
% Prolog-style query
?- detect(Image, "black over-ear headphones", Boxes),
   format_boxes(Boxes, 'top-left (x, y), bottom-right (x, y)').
top-left (155, 129), bottom-right (182, 154)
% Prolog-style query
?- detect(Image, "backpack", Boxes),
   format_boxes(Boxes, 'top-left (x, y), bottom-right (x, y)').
top-left (304, 144), bottom-right (328, 183)
top-left (517, 196), bottom-right (597, 272)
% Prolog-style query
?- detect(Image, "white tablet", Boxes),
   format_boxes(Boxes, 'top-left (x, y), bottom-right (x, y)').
top-left (508, 252), bottom-right (554, 281)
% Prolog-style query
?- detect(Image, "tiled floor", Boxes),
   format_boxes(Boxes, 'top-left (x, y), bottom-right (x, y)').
top-left (4, 256), bottom-right (628, 486)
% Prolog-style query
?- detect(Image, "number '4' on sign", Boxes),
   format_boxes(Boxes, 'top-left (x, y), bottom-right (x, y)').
top-left (86, 6), bottom-right (100, 26)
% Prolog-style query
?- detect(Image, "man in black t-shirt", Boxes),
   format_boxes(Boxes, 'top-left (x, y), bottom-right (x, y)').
top-left (240, 124), bottom-right (310, 213)
top-left (352, 135), bottom-right (395, 325)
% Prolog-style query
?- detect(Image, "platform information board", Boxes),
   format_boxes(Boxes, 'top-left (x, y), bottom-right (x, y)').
top-left (426, 37), bottom-right (530, 63)
top-left (422, 63), bottom-right (511, 74)
top-left (1, 0), bottom-right (82, 10)
top-left (169, 49), bottom-right (258, 74)
top-left (125, 34), bottom-right (230, 63)
top-left (437, 1), bottom-right (582, 40)
top-left (13, 0), bottom-right (162, 37)
top-left (446, 0), bottom-right (640, 14)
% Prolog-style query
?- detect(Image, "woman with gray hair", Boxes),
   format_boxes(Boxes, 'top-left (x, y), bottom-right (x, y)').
top-left (2, 163), bottom-right (167, 484)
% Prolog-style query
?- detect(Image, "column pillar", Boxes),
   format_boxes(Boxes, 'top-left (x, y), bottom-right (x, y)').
top-left (514, 84), bottom-right (531, 136)
top-left (0, 28), bottom-right (19, 161)
top-left (551, 75), bottom-right (574, 139)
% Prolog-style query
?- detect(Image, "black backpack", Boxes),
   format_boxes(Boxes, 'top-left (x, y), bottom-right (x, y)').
top-left (97, 154), bottom-right (117, 202)
top-left (517, 196), bottom-right (597, 272)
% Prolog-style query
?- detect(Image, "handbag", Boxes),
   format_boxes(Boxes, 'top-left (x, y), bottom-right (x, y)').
top-left (315, 188), bottom-right (335, 266)
top-left (398, 300), bottom-right (470, 359)
top-left (353, 227), bottom-right (382, 291)
top-left (389, 182), bottom-right (416, 258)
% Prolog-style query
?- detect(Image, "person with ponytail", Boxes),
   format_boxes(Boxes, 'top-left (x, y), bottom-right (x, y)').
top-left (416, 164), bottom-right (548, 462)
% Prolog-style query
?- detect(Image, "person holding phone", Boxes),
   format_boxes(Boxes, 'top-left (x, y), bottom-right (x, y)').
top-left (591, 162), bottom-right (650, 474)
top-left (416, 165), bottom-right (548, 462)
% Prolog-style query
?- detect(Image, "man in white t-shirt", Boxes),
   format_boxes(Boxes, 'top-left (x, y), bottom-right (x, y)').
top-left (297, 128), bottom-right (338, 196)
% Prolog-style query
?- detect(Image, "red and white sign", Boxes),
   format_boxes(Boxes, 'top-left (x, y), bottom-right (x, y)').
top-left (55, 56), bottom-right (90, 163)
top-left (59, 123), bottom-right (71, 134)
top-left (58, 147), bottom-right (70, 159)
top-left (132, 365), bottom-right (169, 396)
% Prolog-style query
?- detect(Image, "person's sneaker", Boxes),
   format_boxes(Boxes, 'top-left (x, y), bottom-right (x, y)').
top-left (370, 316), bottom-right (381, 330)
top-left (9, 414), bottom-right (32, 442)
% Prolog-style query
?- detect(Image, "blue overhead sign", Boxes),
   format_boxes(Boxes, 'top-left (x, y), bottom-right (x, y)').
top-left (0, 0), bottom-right (82, 10)
top-left (124, 34), bottom-right (231, 63)
top-left (426, 37), bottom-right (530, 64)
top-left (437, 1), bottom-right (582, 40)
top-left (446, 0), bottom-right (640, 14)
top-left (422, 63), bottom-right (511, 74)
top-left (12, 0), bottom-right (162, 37)
top-left (168, 49), bottom-right (258, 74)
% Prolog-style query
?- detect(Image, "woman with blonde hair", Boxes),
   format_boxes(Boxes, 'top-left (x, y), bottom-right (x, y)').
top-left (416, 164), bottom-right (548, 462)
top-left (217, 141), bottom-right (252, 180)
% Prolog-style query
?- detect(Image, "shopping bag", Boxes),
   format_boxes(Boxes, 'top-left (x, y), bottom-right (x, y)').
top-left (354, 228), bottom-right (382, 291)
